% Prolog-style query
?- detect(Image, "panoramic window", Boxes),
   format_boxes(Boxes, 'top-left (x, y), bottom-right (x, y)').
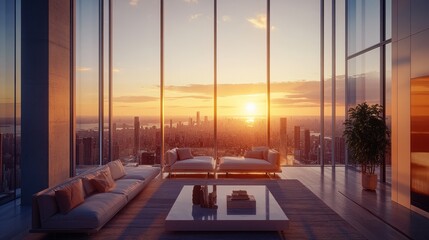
top-left (0, 0), bottom-right (19, 204)
top-left (217, 0), bottom-right (267, 157)
top-left (270, 0), bottom-right (320, 165)
top-left (164, 0), bottom-right (214, 156)
top-left (75, 0), bottom-right (101, 170)
top-left (112, 0), bottom-right (160, 166)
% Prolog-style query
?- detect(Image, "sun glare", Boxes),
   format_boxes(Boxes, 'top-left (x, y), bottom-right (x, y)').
top-left (245, 102), bottom-right (256, 115)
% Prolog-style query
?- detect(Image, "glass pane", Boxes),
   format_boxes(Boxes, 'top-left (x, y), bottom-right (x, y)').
top-left (112, 0), bottom-right (160, 166)
top-left (385, 43), bottom-right (391, 181)
top-left (324, 0), bottom-right (333, 165)
top-left (102, 1), bottom-right (110, 165)
top-left (218, 0), bottom-right (267, 157)
top-left (347, 49), bottom-right (381, 107)
top-left (75, 0), bottom-right (100, 172)
top-left (347, 0), bottom-right (380, 55)
top-left (335, 0), bottom-right (346, 165)
top-left (164, 0), bottom-right (214, 157)
top-left (271, 0), bottom-right (320, 165)
top-left (0, 0), bottom-right (16, 204)
top-left (385, 0), bottom-right (391, 40)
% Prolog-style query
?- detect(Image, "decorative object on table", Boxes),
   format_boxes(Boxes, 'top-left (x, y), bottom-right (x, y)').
top-left (226, 190), bottom-right (256, 209)
top-left (343, 102), bottom-right (390, 191)
top-left (192, 185), bottom-right (217, 209)
top-left (192, 185), bottom-right (202, 205)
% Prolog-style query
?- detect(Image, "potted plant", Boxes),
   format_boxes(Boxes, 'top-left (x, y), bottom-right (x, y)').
top-left (343, 102), bottom-right (390, 190)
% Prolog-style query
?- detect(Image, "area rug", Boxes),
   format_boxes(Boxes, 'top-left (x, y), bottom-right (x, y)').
top-left (28, 179), bottom-right (365, 240)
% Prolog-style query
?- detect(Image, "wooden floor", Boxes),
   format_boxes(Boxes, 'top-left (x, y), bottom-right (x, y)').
top-left (1, 167), bottom-right (429, 240)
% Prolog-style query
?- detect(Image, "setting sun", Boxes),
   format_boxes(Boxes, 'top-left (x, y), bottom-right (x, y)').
top-left (245, 102), bottom-right (256, 115)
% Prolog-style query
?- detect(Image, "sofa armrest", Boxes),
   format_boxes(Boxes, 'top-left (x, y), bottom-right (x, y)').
top-left (267, 149), bottom-right (280, 167)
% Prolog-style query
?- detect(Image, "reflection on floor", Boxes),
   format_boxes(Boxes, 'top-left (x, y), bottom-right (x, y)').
top-left (1, 166), bottom-right (428, 240)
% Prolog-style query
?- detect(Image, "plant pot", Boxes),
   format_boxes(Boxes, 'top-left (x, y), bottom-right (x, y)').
top-left (362, 173), bottom-right (378, 190)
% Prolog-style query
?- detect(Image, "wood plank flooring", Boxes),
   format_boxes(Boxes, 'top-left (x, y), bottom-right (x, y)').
top-left (1, 167), bottom-right (429, 240)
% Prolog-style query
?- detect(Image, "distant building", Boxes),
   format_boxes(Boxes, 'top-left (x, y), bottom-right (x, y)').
top-left (279, 117), bottom-right (287, 155)
top-left (335, 137), bottom-right (346, 164)
top-left (169, 119), bottom-right (173, 129)
top-left (188, 117), bottom-right (193, 127)
top-left (204, 116), bottom-right (208, 124)
top-left (134, 116), bottom-right (140, 156)
top-left (304, 129), bottom-right (310, 160)
top-left (83, 137), bottom-right (95, 165)
top-left (113, 141), bottom-right (120, 161)
top-left (294, 126), bottom-right (301, 160)
top-left (196, 111), bottom-right (200, 126)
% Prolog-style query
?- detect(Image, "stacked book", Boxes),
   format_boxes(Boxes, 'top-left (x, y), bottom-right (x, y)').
top-left (226, 190), bottom-right (256, 209)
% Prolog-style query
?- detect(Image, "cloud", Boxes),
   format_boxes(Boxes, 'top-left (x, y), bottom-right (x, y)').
top-left (166, 95), bottom-right (212, 100)
top-left (77, 67), bottom-right (91, 72)
top-left (222, 15), bottom-right (231, 22)
top-left (163, 77), bottom-right (346, 109)
top-left (184, 0), bottom-right (199, 4)
top-left (114, 95), bottom-right (158, 103)
top-left (189, 13), bottom-right (203, 21)
top-left (129, 0), bottom-right (139, 6)
top-left (247, 14), bottom-right (266, 29)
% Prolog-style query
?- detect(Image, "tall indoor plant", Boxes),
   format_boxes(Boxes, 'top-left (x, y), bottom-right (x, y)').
top-left (343, 102), bottom-right (390, 190)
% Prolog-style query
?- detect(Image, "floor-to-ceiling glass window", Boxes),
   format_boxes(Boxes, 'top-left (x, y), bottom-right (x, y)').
top-left (0, 0), bottom-right (18, 204)
top-left (270, 0), bottom-right (320, 165)
top-left (164, 0), bottom-right (214, 157)
top-left (75, 0), bottom-right (101, 171)
top-left (217, 0), bottom-right (267, 157)
top-left (112, 0), bottom-right (160, 166)
top-left (335, 0), bottom-right (346, 165)
top-left (346, 0), bottom-right (391, 180)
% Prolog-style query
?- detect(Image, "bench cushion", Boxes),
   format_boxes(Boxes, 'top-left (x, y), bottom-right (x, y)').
top-left (41, 192), bottom-right (127, 230)
top-left (170, 156), bottom-right (215, 171)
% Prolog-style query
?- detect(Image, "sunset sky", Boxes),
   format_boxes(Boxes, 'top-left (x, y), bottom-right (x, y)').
top-left (74, 0), bottom-right (346, 119)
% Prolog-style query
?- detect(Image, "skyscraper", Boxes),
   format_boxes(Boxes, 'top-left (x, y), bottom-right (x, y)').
top-left (83, 137), bottom-right (94, 165)
top-left (134, 116), bottom-right (140, 156)
top-left (280, 117), bottom-right (287, 157)
top-left (188, 117), bottom-right (193, 127)
top-left (170, 119), bottom-right (173, 129)
top-left (294, 126), bottom-right (301, 160)
top-left (196, 111), bottom-right (200, 126)
top-left (304, 129), bottom-right (310, 160)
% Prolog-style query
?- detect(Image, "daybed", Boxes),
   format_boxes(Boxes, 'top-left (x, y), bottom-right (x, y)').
top-left (217, 147), bottom-right (281, 175)
top-left (31, 161), bottom-right (160, 233)
top-left (163, 148), bottom-right (216, 176)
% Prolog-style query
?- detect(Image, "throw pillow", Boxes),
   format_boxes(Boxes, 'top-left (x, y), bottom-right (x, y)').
top-left (90, 170), bottom-right (116, 193)
top-left (177, 148), bottom-right (194, 160)
top-left (252, 146), bottom-right (269, 160)
top-left (244, 150), bottom-right (264, 160)
top-left (166, 148), bottom-right (178, 165)
top-left (107, 160), bottom-right (126, 180)
top-left (55, 179), bottom-right (85, 214)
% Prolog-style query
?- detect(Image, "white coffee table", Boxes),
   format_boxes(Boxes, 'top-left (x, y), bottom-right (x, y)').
top-left (165, 185), bottom-right (289, 231)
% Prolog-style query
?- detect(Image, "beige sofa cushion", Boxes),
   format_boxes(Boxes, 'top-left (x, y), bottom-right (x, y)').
top-left (177, 148), bottom-right (194, 160)
top-left (107, 160), bottom-right (126, 180)
top-left (244, 150), bottom-right (264, 160)
top-left (55, 179), bottom-right (85, 214)
top-left (171, 156), bottom-right (215, 171)
top-left (165, 148), bottom-right (178, 166)
top-left (218, 157), bottom-right (276, 171)
top-left (252, 146), bottom-right (269, 160)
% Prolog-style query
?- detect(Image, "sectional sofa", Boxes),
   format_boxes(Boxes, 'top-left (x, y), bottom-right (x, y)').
top-left (217, 147), bottom-right (281, 175)
top-left (163, 148), bottom-right (216, 176)
top-left (31, 161), bottom-right (160, 233)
